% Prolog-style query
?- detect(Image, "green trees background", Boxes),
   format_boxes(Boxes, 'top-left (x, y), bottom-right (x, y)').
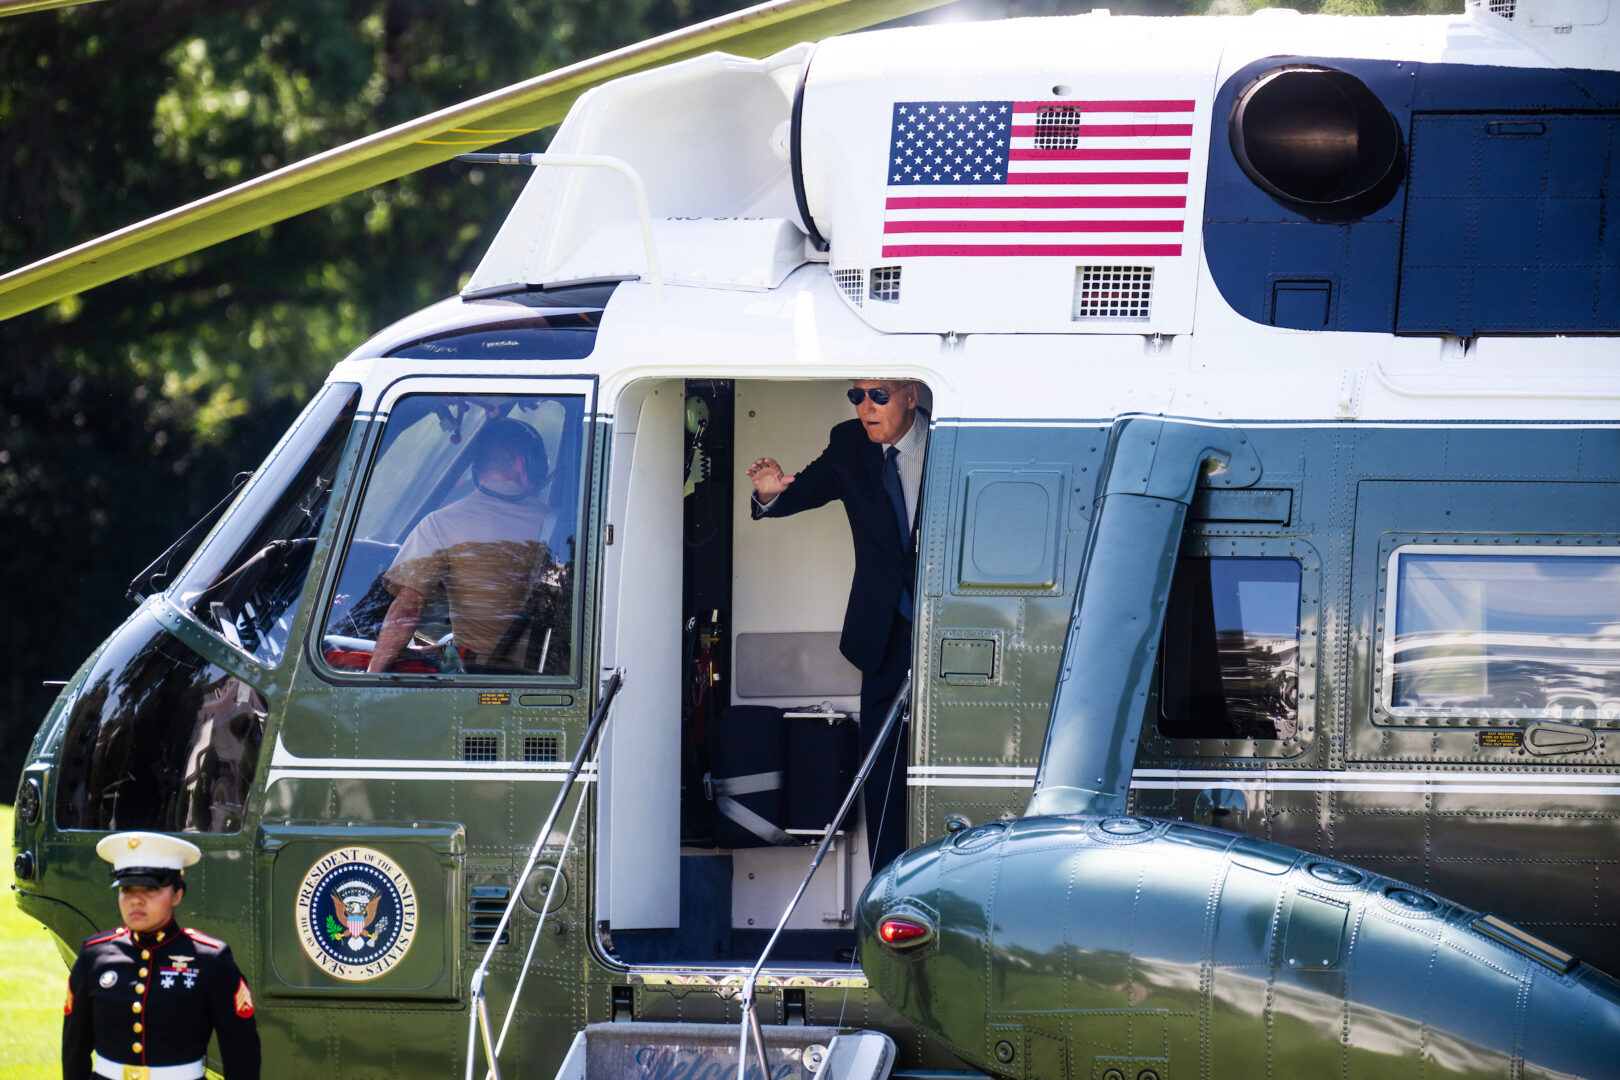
top-left (0, 0), bottom-right (1455, 794)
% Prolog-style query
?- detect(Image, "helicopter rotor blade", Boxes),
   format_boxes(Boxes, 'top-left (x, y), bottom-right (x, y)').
top-left (0, 0), bottom-right (111, 16)
top-left (0, 0), bottom-right (953, 322)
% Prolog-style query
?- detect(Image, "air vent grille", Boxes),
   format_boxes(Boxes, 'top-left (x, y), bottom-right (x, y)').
top-left (470, 886), bottom-right (511, 946)
top-left (870, 266), bottom-right (902, 303)
top-left (1035, 105), bottom-right (1084, 150)
top-left (524, 733), bottom-right (561, 763)
top-left (1073, 265), bottom-right (1154, 320)
top-left (462, 734), bottom-right (498, 762)
top-left (833, 268), bottom-right (865, 307)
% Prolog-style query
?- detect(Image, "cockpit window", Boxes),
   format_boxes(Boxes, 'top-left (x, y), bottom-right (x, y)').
top-left (1159, 556), bottom-right (1302, 740)
top-left (171, 383), bottom-right (361, 666)
top-left (320, 392), bottom-right (585, 680)
top-left (1384, 549), bottom-right (1620, 720)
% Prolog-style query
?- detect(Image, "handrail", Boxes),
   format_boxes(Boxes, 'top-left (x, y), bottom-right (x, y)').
top-left (485, 731), bottom-right (597, 1077)
top-left (465, 667), bottom-right (626, 1080)
top-left (733, 676), bottom-right (913, 1080)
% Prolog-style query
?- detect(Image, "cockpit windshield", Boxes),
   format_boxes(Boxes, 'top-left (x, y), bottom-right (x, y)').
top-left (319, 392), bottom-right (587, 680)
top-left (171, 383), bottom-right (361, 665)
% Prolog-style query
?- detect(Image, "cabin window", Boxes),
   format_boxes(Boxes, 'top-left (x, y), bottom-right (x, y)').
top-left (319, 391), bottom-right (586, 680)
top-left (172, 383), bottom-right (361, 666)
top-left (1158, 556), bottom-right (1302, 740)
top-left (1383, 549), bottom-right (1620, 720)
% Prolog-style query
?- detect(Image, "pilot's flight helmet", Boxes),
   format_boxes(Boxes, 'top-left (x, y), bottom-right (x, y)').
top-left (471, 418), bottom-right (549, 490)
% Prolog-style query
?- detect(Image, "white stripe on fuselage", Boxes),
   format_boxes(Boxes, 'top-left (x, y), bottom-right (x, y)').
top-left (908, 765), bottom-right (1620, 795)
top-left (263, 733), bottom-right (596, 788)
top-left (264, 735), bottom-right (1617, 794)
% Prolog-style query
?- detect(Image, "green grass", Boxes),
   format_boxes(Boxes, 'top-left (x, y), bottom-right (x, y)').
top-left (0, 804), bottom-right (69, 1078)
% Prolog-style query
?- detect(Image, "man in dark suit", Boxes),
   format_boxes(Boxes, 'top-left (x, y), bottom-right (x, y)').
top-left (747, 379), bottom-right (926, 871)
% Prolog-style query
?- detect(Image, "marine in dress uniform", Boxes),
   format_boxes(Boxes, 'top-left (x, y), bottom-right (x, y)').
top-left (63, 832), bottom-right (260, 1080)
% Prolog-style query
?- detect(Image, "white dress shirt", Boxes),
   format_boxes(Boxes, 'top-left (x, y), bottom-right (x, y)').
top-left (890, 411), bottom-right (928, 532)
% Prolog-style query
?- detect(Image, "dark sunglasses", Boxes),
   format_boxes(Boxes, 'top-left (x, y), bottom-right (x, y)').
top-left (847, 387), bottom-right (894, 406)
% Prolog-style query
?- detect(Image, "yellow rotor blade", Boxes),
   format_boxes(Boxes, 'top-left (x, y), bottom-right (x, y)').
top-left (0, 0), bottom-right (954, 321)
top-left (0, 0), bottom-right (111, 16)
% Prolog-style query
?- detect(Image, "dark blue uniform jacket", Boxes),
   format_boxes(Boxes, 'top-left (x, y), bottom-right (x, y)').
top-left (64, 921), bottom-right (260, 1080)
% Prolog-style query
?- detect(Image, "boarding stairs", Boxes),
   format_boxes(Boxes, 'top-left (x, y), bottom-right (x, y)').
top-left (552, 1023), bottom-right (894, 1080)
top-left (464, 672), bottom-right (909, 1080)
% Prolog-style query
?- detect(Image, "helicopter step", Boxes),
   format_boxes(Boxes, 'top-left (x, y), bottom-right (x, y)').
top-left (551, 1023), bottom-right (895, 1080)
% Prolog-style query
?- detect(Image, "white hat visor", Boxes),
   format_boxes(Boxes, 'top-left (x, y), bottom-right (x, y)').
top-left (96, 831), bottom-right (203, 875)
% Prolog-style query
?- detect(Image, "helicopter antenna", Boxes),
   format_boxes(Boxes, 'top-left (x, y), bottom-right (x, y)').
top-left (125, 470), bottom-right (253, 601)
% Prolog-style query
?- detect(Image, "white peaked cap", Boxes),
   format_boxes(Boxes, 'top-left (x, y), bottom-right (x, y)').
top-left (96, 831), bottom-right (203, 873)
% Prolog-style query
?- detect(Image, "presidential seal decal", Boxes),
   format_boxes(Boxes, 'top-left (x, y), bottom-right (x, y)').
top-left (294, 846), bottom-right (417, 981)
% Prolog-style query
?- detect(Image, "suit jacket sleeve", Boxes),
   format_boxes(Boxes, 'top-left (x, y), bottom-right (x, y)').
top-left (751, 427), bottom-right (848, 521)
top-left (62, 949), bottom-right (92, 1080)
top-left (208, 945), bottom-right (261, 1080)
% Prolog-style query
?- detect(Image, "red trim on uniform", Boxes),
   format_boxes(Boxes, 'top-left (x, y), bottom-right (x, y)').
top-left (84, 929), bottom-right (125, 946)
top-left (184, 927), bottom-right (226, 948)
top-left (63, 984), bottom-right (73, 1015)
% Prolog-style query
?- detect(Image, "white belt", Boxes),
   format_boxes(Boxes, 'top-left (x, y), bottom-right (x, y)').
top-left (92, 1052), bottom-right (205, 1080)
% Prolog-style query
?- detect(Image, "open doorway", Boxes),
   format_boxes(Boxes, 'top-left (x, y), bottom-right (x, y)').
top-left (596, 376), bottom-right (929, 968)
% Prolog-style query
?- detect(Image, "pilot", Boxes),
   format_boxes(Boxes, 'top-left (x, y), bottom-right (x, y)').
top-left (747, 379), bottom-right (927, 872)
top-left (63, 831), bottom-right (260, 1080)
top-left (369, 417), bottom-right (560, 675)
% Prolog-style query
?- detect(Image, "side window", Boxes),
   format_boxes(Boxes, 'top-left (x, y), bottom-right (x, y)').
top-left (1383, 549), bottom-right (1620, 720)
top-left (1159, 556), bottom-right (1303, 740)
top-left (172, 383), bottom-right (361, 666)
top-left (320, 392), bottom-right (586, 680)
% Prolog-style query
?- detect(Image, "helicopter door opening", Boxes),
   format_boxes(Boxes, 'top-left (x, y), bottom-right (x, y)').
top-left (598, 377), bottom-right (925, 967)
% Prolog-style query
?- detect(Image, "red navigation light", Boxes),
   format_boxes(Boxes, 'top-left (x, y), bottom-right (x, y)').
top-left (878, 916), bottom-right (933, 948)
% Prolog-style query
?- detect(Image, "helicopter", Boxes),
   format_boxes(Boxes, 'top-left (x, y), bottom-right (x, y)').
top-left (10, 0), bottom-right (1620, 1076)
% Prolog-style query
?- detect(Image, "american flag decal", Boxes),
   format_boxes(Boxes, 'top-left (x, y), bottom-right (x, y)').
top-left (883, 99), bottom-right (1193, 258)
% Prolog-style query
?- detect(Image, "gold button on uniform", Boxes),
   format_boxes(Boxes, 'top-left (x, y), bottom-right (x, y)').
top-left (133, 1022), bottom-right (143, 1033)
top-left (134, 983), bottom-right (146, 993)
top-left (132, 1041), bottom-right (143, 1053)
top-left (132, 1002), bottom-right (142, 1014)
top-left (138, 967), bottom-right (148, 977)
top-left (140, 950), bottom-right (150, 960)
